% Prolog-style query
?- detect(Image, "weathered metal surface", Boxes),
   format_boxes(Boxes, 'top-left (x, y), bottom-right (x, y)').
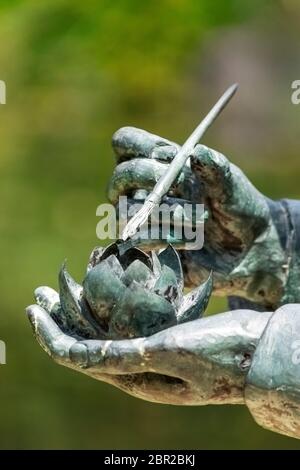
top-left (27, 126), bottom-right (300, 440)
top-left (245, 304), bottom-right (300, 439)
top-left (34, 243), bottom-right (212, 341)
top-left (109, 126), bottom-right (288, 309)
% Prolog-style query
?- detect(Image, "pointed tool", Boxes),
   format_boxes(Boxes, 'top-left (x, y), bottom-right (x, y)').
top-left (121, 83), bottom-right (239, 241)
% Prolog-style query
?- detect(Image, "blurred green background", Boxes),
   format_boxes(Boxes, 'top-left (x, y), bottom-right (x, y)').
top-left (1, 0), bottom-right (300, 449)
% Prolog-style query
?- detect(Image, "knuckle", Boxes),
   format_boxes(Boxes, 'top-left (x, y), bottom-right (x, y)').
top-left (112, 160), bottom-right (131, 179)
top-left (192, 145), bottom-right (229, 174)
top-left (150, 144), bottom-right (178, 162)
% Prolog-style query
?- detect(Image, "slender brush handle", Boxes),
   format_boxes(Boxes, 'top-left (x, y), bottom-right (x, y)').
top-left (121, 83), bottom-right (238, 241)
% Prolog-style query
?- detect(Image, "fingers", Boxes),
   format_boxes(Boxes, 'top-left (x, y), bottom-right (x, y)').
top-left (27, 304), bottom-right (109, 373)
top-left (35, 285), bottom-right (69, 331)
top-left (111, 131), bottom-right (270, 253)
top-left (26, 302), bottom-right (143, 374)
top-left (191, 144), bottom-right (267, 217)
top-left (108, 159), bottom-right (166, 204)
top-left (176, 272), bottom-right (213, 324)
top-left (27, 304), bottom-right (188, 383)
top-left (35, 279), bottom-right (105, 340)
top-left (112, 126), bottom-right (179, 163)
top-left (111, 130), bottom-right (236, 203)
top-left (108, 158), bottom-right (194, 205)
top-left (115, 195), bottom-right (206, 250)
top-left (191, 144), bottom-right (270, 250)
top-left (191, 145), bottom-right (231, 201)
top-left (26, 304), bottom-right (77, 364)
top-left (34, 286), bottom-right (60, 316)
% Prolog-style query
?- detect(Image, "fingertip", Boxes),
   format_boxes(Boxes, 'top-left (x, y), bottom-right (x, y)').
top-left (26, 304), bottom-right (43, 334)
top-left (26, 304), bottom-right (54, 333)
top-left (112, 126), bottom-right (140, 152)
top-left (26, 304), bottom-right (38, 321)
top-left (192, 145), bottom-right (229, 172)
top-left (26, 303), bottom-right (44, 314)
top-left (112, 127), bottom-right (176, 162)
top-left (193, 144), bottom-right (211, 158)
top-left (34, 286), bottom-right (60, 314)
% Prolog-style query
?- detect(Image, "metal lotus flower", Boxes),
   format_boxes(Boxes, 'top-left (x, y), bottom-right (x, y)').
top-left (34, 243), bottom-right (212, 340)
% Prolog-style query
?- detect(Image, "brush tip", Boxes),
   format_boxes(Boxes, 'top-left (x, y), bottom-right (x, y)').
top-left (121, 199), bottom-right (155, 241)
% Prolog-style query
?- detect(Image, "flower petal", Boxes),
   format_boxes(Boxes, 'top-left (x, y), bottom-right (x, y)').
top-left (119, 246), bottom-right (152, 270)
top-left (153, 265), bottom-right (181, 308)
top-left (59, 264), bottom-right (102, 339)
top-left (176, 272), bottom-right (213, 324)
top-left (109, 281), bottom-right (177, 339)
top-left (87, 246), bottom-right (105, 272)
top-left (122, 259), bottom-right (154, 287)
top-left (82, 257), bottom-right (126, 320)
top-left (158, 245), bottom-right (183, 290)
top-left (151, 250), bottom-right (161, 279)
top-left (99, 242), bottom-right (120, 260)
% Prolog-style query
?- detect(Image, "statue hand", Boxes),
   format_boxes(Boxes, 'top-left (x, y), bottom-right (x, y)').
top-left (27, 295), bottom-right (300, 439)
top-left (26, 298), bottom-right (269, 406)
top-left (109, 127), bottom-right (286, 306)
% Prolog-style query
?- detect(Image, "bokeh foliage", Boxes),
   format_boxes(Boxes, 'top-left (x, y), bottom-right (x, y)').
top-left (1, 0), bottom-right (300, 449)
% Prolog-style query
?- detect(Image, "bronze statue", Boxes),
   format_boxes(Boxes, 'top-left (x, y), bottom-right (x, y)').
top-left (27, 126), bottom-right (300, 440)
